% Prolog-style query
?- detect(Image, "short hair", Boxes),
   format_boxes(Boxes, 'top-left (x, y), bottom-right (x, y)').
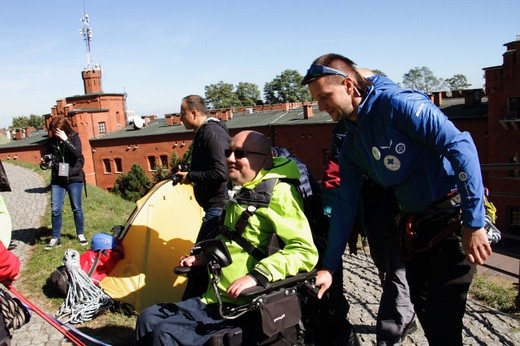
top-left (182, 95), bottom-right (209, 115)
top-left (49, 117), bottom-right (74, 136)
top-left (312, 53), bottom-right (372, 91)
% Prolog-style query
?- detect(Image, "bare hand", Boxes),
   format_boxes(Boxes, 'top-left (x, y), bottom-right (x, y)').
top-left (315, 269), bottom-right (333, 299)
top-left (55, 128), bottom-right (68, 142)
top-left (461, 226), bottom-right (492, 265)
top-left (178, 255), bottom-right (202, 267)
top-left (227, 275), bottom-right (257, 298)
top-left (175, 171), bottom-right (189, 184)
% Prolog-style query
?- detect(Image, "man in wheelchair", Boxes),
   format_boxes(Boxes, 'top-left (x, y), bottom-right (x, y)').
top-left (135, 130), bottom-right (319, 345)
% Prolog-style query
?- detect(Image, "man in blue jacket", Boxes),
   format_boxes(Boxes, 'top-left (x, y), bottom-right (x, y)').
top-left (302, 53), bottom-right (491, 345)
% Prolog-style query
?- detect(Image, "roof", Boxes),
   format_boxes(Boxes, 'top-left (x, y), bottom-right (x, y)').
top-left (91, 105), bottom-right (334, 142)
top-left (439, 97), bottom-right (488, 119)
top-left (0, 100), bottom-right (487, 149)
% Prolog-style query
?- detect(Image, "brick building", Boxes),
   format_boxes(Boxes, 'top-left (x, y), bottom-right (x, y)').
top-left (0, 38), bottom-right (519, 245)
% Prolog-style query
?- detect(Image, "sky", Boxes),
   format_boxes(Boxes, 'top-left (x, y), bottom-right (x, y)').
top-left (1, 0), bottom-right (518, 128)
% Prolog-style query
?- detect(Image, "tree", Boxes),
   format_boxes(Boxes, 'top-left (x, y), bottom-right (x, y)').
top-left (235, 82), bottom-right (261, 107)
top-left (111, 164), bottom-right (151, 202)
top-left (402, 66), bottom-right (441, 94)
top-left (263, 69), bottom-right (311, 104)
top-left (11, 114), bottom-right (44, 129)
top-left (204, 81), bottom-right (238, 109)
top-left (446, 74), bottom-right (471, 92)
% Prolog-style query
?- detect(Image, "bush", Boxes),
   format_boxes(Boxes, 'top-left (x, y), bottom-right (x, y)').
top-left (112, 164), bottom-right (151, 202)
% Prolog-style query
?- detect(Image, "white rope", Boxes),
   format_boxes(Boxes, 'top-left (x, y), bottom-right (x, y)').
top-left (56, 249), bottom-right (112, 324)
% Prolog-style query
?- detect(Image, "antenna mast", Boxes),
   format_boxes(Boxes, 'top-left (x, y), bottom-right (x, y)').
top-left (79, 0), bottom-right (93, 69)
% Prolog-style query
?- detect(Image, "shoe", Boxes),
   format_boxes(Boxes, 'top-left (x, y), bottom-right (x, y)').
top-left (78, 234), bottom-right (89, 246)
top-left (45, 238), bottom-right (61, 250)
top-left (400, 317), bottom-right (418, 342)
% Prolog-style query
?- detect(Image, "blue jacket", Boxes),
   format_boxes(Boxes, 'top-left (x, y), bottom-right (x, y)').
top-left (323, 75), bottom-right (485, 272)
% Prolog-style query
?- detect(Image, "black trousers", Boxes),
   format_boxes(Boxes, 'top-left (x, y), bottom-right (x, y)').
top-left (405, 233), bottom-right (475, 346)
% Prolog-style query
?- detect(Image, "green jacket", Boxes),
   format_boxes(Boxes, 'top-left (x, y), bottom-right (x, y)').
top-left (202, 157), bottom-right (319, 305)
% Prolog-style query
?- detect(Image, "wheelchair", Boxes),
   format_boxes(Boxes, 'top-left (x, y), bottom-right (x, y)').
top-left (175, 239), bottom-right (354, 346)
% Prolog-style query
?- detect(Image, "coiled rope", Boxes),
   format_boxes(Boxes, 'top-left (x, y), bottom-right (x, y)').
top-left (56, 249), bottom-right (112, 324)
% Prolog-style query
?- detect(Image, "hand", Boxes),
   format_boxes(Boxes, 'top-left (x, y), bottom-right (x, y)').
top-left (461, 226), bottom-right (492, 265)
top-left (175, 171), bottom-right (189, 184)
top-left (55, 128), bottom-right (68, 142)
top-left (178, 255), bottom-right (202, 267)
top-left (315, 269), bottom-right (333, 299)
top-left (226, 275), bottom-right (257, 298)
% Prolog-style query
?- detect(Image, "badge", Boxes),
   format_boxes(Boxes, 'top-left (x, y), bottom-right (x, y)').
top-left (58, 163), bottom-right (69, 177)
top-left (395, 143), bottom-right (406, 154)
top-left (372, 147), bottom-right (381, 160)
top-left (383, 155), bottom-right (401, 171)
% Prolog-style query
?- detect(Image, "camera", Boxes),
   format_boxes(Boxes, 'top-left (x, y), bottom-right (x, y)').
top-left (40, 154), bottom-right (57, 170)
top-left (171, 164), bottom-right (189, 186)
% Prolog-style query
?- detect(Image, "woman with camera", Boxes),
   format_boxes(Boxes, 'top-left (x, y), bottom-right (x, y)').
top-left (42, 117), bottom-right (88, 250)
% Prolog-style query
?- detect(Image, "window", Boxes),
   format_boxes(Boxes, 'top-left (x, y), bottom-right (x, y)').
top-left (98, 122), bottom-right (107, 133)
top-left (114, 158), bottom-right (123, 173)
top-left (103, 159), bottom-right (111, 173)
top-left (148, 156), bottom-right (157, 171)
top-left (160, 155), bottom-right (169, 168)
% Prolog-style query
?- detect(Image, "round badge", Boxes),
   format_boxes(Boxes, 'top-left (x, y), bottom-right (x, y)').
top-left (372, 147), bottom-right (381, 160)
top-left (458, 172), bottom-right (468, 182)
top-left (395, 143), bottom-right (406, 154)
top-left (383, 155), bottom-right (401, 171)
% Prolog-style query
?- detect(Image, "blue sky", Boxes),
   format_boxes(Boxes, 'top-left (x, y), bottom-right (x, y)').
top-left (0, 0), bottom-right (518, 128)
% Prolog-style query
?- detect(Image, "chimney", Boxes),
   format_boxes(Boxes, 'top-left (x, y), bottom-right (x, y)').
top-left (303, 103), bottom-right (314, 119)
top-left (431, 92), bottom-right (442, 106)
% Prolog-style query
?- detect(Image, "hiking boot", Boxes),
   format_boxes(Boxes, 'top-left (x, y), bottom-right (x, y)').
top-left (78, 234), bottom-right (89, 246)
top-left (45, 238), bottom-right (61, 250)
top-left (400, 316), bottom-right (418, 342)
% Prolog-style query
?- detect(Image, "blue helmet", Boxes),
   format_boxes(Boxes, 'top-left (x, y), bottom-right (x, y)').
top-left (91, 233), bottom-right (114, 251)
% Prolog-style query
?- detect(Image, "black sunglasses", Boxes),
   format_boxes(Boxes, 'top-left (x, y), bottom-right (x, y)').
top-left (301, 64), bottom-right (348, 85)
top-left (224, 149), bottom-right (267, 159)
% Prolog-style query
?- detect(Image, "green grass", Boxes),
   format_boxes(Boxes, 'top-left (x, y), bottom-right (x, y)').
top-left (469, 274), bottom-right (518, 313)
top-left (11, 161), bottom-right (136, 345)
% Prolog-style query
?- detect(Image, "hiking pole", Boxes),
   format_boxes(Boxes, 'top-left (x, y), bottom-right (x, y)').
top-left (7, 286), bottom-right (86, 346)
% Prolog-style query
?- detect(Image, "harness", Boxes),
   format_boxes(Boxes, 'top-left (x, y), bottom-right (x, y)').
top-left (219, 178), bottom-right (299, 261)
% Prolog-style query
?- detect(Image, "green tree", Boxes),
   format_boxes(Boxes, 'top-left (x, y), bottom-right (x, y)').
top-left (205, 81), bottom-right (238, 109)
top-left (402, 66), bottom-right (441, 94)
top-left (28, 114), bottom-right (44, 129)
top-left (11, 114), bottom-right (44, 129)
top-left (263, 69), bottom-right (311, 104)
top-left (11, 116), bottom-right (29, 128)
top-left (111, 164), bottom-right (151, 202)
top-left (235, 82), bottom-right (261, 106)
top-left (446, 74), bottom-right (471, 92)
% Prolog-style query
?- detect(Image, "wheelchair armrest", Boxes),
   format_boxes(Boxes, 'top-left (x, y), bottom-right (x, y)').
top-left (173, 266), bottom-right (191, 275)
top-left (239, 270), bottom-right (317, 298)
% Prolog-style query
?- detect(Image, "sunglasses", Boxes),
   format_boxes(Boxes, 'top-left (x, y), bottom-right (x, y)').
top-left (224, 149), bottom-right (267, 159)
top-left (301, 64), bottom-right (348, 85)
